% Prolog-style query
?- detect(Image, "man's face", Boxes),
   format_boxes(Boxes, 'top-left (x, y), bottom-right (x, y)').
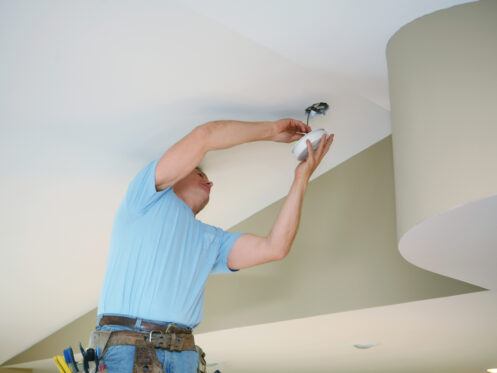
top-left (174, 167), bottom-right (213, 211)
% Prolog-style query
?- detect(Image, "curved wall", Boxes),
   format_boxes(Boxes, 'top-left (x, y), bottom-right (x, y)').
top-left (387, 0), bottom-right (497, 287)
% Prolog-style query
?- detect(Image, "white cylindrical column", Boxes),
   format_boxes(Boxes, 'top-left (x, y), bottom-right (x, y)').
top-left (387, 0), bottom-right (497, 288)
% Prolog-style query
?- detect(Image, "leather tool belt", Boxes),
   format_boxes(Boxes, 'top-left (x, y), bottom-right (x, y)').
top-left (99, 315), bottom-right (193, 334)
top-left (91, 316), bottom-right (205, 373)
top-left (107, 330), bottom-right (196, 351)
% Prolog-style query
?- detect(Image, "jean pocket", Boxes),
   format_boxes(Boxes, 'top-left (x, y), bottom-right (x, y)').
top-left (174, 350), bottom-right (200, 373)
top-left (101, 345), bottom-right (136, 373)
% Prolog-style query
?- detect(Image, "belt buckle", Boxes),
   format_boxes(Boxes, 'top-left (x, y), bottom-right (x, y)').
top-left (169, 332), bottom-right (184, 351)
top-left (148, 330), bottom-right (162, 343)
top-left (165, 324), bottom-right (184, 351)
top-left (148, 326), bottom-right (184, 351)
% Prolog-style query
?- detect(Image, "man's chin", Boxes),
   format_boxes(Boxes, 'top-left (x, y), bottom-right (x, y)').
top-left (197, 193), bottom-right (209, 208)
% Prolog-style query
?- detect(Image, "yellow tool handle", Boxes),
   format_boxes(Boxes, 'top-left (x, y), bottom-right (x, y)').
top-left (53, 355), bottom-right (72, 373)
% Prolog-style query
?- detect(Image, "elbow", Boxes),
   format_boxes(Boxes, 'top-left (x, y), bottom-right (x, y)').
top-left (272, 246), bottom-right (289, 261)
top-left (267, 234), bottom-right (292, 261)
top-left (192, 123), bottom-right (214, 152)
top-left (195, 121), bottom-right (220, 151)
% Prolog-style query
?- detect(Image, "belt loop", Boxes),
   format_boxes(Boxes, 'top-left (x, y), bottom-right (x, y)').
top-left (134, 318), bottom-right (142, 329)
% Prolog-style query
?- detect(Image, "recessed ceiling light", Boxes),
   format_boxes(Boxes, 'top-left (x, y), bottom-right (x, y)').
top-left (486, 369), bottom-right (497, 373)
top-left (353, 342), bottom-right (378, 349)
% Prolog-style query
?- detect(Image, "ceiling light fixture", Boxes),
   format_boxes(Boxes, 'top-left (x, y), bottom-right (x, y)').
top-left (486, 369), bottom-right (497, 373)
top-left (353, 342), bottom-right (378, 349)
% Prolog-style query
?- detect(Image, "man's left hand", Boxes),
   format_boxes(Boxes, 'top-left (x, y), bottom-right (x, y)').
top-left (271, 118), bottom-right (311, 143)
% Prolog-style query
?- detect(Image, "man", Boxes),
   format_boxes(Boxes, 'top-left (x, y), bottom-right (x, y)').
top-left (93, 118), bottom-right (334, 373)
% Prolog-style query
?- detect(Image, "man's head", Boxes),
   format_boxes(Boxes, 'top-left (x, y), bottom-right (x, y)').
top-left (172, 166), bottom-right (213, 215)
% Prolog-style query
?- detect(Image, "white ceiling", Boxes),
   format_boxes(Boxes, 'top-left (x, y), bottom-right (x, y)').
top-left (0, 0), bottom-right (474, 367)
top-left (183, 0), bottom-right (472, 110)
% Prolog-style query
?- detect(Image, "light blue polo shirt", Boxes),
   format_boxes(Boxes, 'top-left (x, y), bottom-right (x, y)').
top-left (97, 159), bottom-right (242, 329)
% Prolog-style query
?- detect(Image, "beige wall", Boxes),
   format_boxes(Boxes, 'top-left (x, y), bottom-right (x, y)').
top-left (3, 137), bottom-right (481, 368)
top-left (387, 0), bottom-right (497, 240)
top-left (201, 136), bottom-right (480, 332)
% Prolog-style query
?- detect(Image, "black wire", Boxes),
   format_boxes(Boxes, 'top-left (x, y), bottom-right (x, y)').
top-left (306, 110), bottom-right (311, 126)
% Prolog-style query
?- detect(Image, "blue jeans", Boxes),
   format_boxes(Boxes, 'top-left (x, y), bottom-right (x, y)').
top-left (95, 322), bottom-right (199, 373)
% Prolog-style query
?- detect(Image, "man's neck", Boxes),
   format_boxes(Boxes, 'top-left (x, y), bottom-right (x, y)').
top-left (173, 188), bottom-right (200, 215)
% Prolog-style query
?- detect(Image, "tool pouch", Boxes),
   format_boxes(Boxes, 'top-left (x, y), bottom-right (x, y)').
top-left (195, 345), bottom-right (207, 373)
top-left (91, 330), bottom-right (162, 373)
top-left (133, 339), bottom-right (163, 373)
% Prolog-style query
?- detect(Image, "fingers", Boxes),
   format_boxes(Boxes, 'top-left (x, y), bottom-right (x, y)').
top-left (316, 134), bottom-right (327, 158)
top-left (296, 121), bottom-right (308, 134)
top-left (325, 134), bottom-right (334, 154)
top-left (306, 139), bottom-right (315, 163)
top-left (301, 134), bottom-right (334, 181)
top-left (306, 134), bottom-right (327, 164)
top-left (289, 119), bottom-right (310, 134)
top-left (318, 134), bottom-right (334, 160)
top-left (306, 134), bottom-right (332, 162)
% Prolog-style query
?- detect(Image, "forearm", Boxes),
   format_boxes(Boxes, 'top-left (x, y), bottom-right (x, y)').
top-left (201, 120), bottom-right (274, 151)
top-left (267, 175), bottom-right (308, 259)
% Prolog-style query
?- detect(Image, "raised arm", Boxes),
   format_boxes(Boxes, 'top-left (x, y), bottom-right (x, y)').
top-left (228, 133), bottom-right (334, 270)
top-left (155, 119), bottom-right (310, 191)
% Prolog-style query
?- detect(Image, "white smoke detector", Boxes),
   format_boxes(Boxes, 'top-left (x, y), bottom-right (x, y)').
top-left (293, 101), bottom-right (331, 161)
top-left (292, 128), bottom-right (328, 161)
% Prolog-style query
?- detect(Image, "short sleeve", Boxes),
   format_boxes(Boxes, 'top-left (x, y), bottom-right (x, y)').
top-left (124, 159), bottom-right (171, 213)
top-left (210, 228), bottom-right (243, 274)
